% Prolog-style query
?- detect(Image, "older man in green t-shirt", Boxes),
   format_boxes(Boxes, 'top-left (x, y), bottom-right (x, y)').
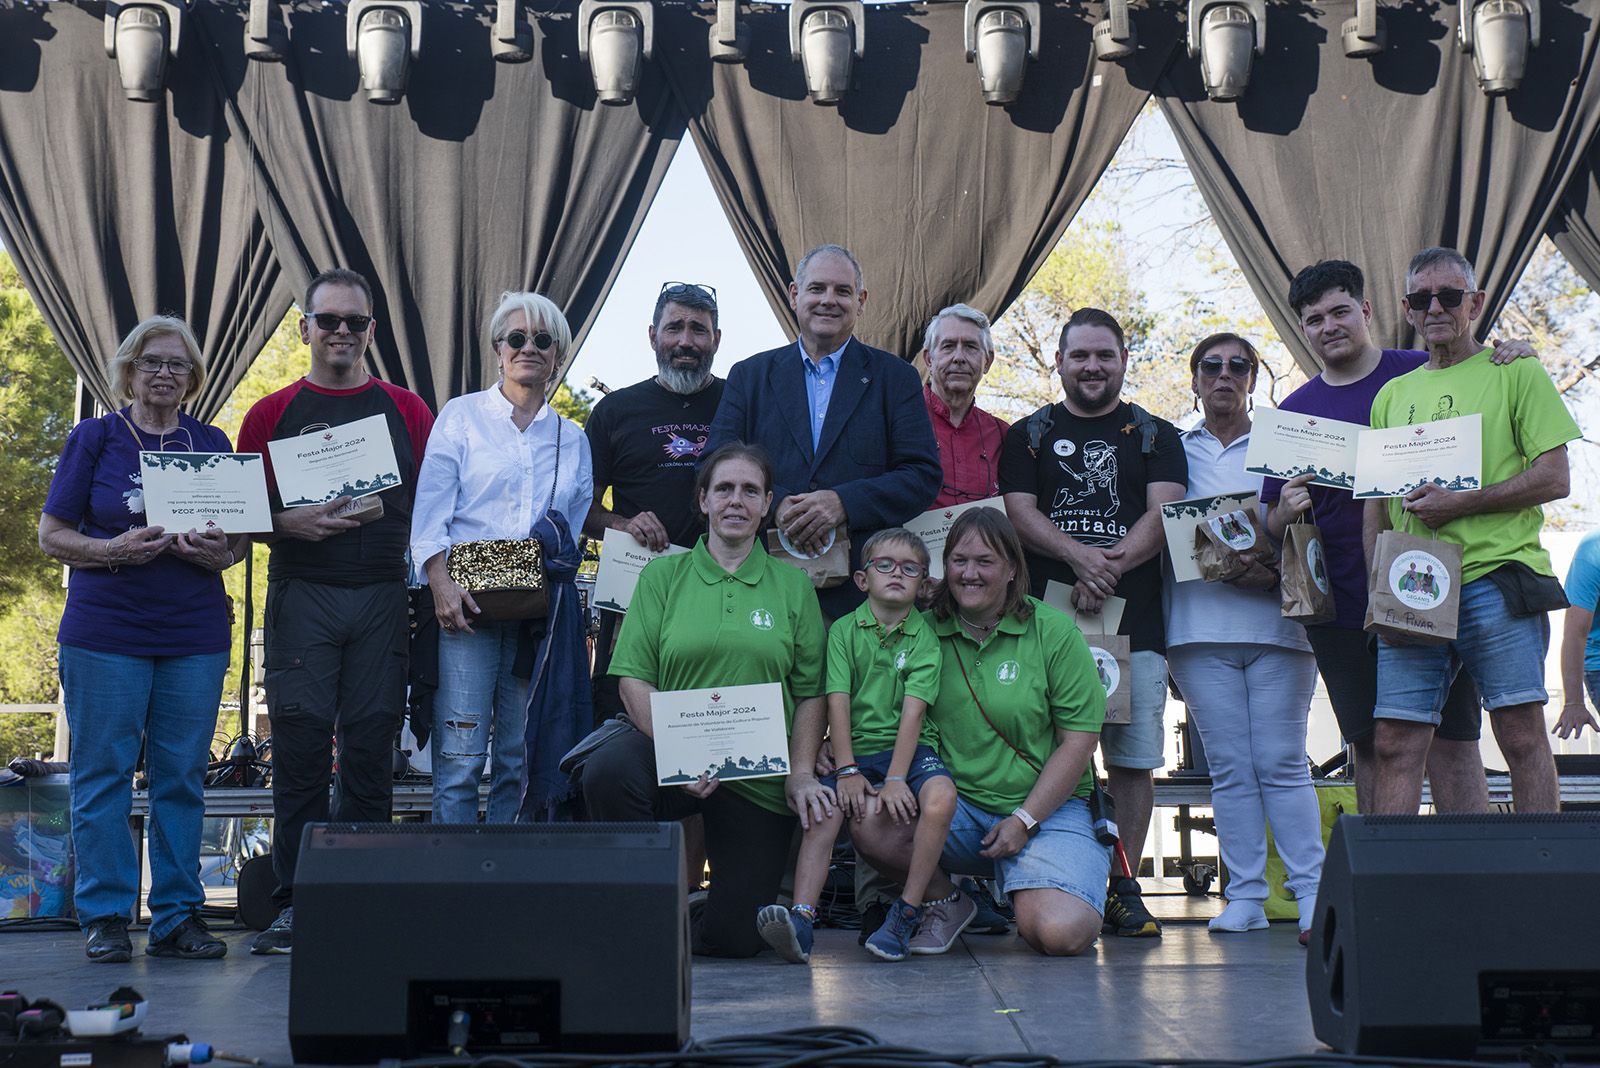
top-left (1362, 247), bottom-right (1579, 815)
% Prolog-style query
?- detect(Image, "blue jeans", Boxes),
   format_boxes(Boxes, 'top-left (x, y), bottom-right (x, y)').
top-left (432, 621), bottom-right (529, 823)
top-left (59, 644), bottom-right (228, 940)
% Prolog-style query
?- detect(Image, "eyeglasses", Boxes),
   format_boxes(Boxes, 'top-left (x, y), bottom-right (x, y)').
top-left (307, 312), bottom-right (374, 333)
top-left (1198, 355), bottom-right (1254, 378)
top-left (132, 356), bottom-right (193, 376)
top-left (865, 558), bottom-right (927, 578)
top-left (659, 281), bottom-right (718, 303)
top-left (1404, 288), bottom-right (1469, 312)
top-left (498, 330), bottom-right (556, 352)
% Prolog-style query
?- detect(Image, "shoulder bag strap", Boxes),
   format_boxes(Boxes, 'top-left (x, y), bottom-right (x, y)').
top-left (949, 634), bottom-right (1042, 774)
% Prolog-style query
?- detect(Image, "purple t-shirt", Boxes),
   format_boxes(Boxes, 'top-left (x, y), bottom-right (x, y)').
top-left (43, 410), bottom-right (234, 657)
top-left (1262, 350), bottom-right (1425, 631)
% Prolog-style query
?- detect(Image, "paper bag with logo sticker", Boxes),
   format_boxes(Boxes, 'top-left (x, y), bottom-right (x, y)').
top-left (766, 526), bottom-right (852, 589)
top-left (1194, 507), bottom-right (1267, 583)
top-left (1280, 517), bottom-right (1336, 624)
top-left (1044, 582), bottom-right (1132, 726)
top-left (1363, 525), bottom-right (1460, 645)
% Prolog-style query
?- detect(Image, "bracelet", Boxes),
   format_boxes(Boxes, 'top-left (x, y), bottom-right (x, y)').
top-left (883, 775), bottom-right (906, 783)
top-left (835, 764), bottom-right (861, 778)
top-left (220, 548), bottom-right (236, 571)
top-left (105, 539), bottom-right (118, 574)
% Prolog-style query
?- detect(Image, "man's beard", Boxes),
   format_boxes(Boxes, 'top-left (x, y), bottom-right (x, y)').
top-left (656, 349), bottom-right (713, 394)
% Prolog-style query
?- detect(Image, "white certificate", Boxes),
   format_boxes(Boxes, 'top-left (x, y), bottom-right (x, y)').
top-left (1160, 491), bottom-right (1260, 583)
top-left (1353, 414), bottom-right (1483, 499)
top-left (266, 414), bottom-right (402, 506)
top-left (651, 682), bottom-right (790, 786)
top-left (592, 528), bottom-right (690, 614)
top-left (1244, 408), bottom-right (1363, 490)
top-left (1041, 582), bottom-right (1125, 633)
top-left (138, 452), bottom-right (273, 533)
top-left (902, 497), bottom-right (1005, 579)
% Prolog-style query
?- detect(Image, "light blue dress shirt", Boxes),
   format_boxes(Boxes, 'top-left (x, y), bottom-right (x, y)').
top-left (799, 339), bottom-right (848, 451)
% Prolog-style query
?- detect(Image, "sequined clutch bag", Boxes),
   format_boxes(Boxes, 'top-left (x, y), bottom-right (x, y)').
top-left (445, 539), bottom-right (548, 622)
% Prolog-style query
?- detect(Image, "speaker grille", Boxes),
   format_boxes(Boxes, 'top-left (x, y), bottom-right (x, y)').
top-left (1359, 813), bottom-right (1600, 827)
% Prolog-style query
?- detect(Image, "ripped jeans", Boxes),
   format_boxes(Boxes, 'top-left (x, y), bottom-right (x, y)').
top-left (432, 621), bottom-right (529, 823)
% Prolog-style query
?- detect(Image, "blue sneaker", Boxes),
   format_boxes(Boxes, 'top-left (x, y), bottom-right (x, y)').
top-left (756, 904), bottom-right (814, 964)
top-left (864, 899), bottom-right (924, 962)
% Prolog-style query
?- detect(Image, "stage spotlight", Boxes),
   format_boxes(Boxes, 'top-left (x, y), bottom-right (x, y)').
top-left (789, 0), bottom-right (864, 106)
top-left (1093, 0), bottom-right (1137, 61)
top-left (1341, 0), bottom-right (1385, 56)
top-left (245, 0), bottom-right (288, 61)
top-left (709, 0), bottom-right (748, 63)
top-left (491, 0), bottom-right (532, 63)
top-left (1187, 0), bottom-right (1265, 101)
top-left (346, 0), bottom-right (422, 105)
top-left (1459, 0), bottom-right (1538, 95)
top-left (964, 0), bottom-right (1039, 105)
top-left (578, 0), bottom-right (654, 105)
top-left (103, 0), bottom-right (182, 102)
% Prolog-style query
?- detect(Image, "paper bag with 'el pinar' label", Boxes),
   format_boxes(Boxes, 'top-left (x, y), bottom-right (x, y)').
top-left (1363, 529), bottom-right (1460, 645)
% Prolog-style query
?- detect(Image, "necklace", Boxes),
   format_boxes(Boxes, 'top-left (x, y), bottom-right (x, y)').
top-left (956, 609), bottom-right (1000, 634)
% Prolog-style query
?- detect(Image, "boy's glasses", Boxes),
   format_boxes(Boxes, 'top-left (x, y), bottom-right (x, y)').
top-left (866, 558), bottom-right (926, 578)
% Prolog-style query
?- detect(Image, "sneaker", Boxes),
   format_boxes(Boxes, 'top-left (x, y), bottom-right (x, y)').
top-left (756, 904), bottom-right (813, 964)
top-left (1297, 893), bottom-right (1315, 947)
top-left (147, 915), bottom-right (227, 959)
top-left (908, 891), bottom-right (977, 955)
top-left (856, 900), bottom-right (888, 946)
top-left (1207, 899), bottom-right (1269, 933)
top-left (864, 900), bottom-right (924, 962)
top-left (963, 878), bottom-right (1011, 935)
top-left (84, 916), bottom-right (132, 963)
top-left (1103, 877), bottom-right (1162, 937)
top-left (250, 906), bottom-right (293, 955)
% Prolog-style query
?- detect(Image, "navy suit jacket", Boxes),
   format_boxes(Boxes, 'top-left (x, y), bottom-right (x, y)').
top-left (706, 337), bottom-right (941, 616)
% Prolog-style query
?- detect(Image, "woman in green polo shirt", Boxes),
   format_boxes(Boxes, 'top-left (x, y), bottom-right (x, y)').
top-left (851, 507), bottom-right (1111, 956)
top-left (581, 442), bottom-right (831, 957)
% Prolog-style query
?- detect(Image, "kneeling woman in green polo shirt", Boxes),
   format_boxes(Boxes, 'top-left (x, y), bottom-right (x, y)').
top-left (852, 507), bottom-right (1111, 955)
top-left (587, 442), bottom-right (831, 957)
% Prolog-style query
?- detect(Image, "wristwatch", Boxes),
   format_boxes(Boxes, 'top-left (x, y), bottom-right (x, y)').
top-left (1011, 807), bottom-right (1040, 838)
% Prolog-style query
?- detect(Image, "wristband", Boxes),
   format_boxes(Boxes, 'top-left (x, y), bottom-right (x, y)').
top-left (836, 764), bottom-right (861, 778)
top-left (883, 775), bottom-right (906, 783)
top-left (1012, 807), bottom-right (1040, 837)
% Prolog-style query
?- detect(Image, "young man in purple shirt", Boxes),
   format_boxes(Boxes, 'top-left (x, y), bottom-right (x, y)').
top-left (1263, 260), bottom-right (1529, 813)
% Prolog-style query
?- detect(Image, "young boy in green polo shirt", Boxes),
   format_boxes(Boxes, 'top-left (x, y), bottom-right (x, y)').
top-left (756, 529), bottom-right (959, 963)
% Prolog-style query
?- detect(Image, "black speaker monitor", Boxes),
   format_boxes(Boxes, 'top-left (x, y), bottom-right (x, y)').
top-left (1307, 814), bottom-right (1600, 1058)
top-left (289, 822), bottom-right (688, 1062)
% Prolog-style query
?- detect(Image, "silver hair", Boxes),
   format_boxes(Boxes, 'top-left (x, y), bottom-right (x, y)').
top-left (794, 244), bottom-right (864, 291)
top-left (1405, 247), bottom-right (1478, 291)
top-left (487, 291), bottom-right (573, 365)
top-left (923, 303), bottom-right (994, 357)
top-left (108, 315), bottom-right (208, 404)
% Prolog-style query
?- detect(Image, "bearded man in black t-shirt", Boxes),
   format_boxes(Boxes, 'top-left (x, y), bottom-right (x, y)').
top-left (998, 306), bottom-right (1187, 940)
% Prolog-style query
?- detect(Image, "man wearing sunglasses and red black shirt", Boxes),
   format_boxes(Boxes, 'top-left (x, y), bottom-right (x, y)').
top-left (237, 268), bottom-right (434, 956)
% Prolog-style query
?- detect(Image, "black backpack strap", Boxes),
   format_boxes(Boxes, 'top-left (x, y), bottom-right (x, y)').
top-left (1024, 403), bottom-right (1055, 457)
top-left (1127, 402), bottom-right (1159, 457)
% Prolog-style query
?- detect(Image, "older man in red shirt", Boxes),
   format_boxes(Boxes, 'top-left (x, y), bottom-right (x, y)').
top-left (922, 304), bottom-right (1009, 505)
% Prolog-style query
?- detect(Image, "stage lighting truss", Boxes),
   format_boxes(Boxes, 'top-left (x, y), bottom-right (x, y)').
top-left (103, 0), bottom-right (183, 102)
top-left (1459, 0), bottom-right (1540, 95)
top-left (346, 0), bottom-right (422, 105)
top-left (1093, 0), bottom-right (1137, 61)
top-left (1187, 0), bottom-right (1266, 102)
top-left (789, 0), bottom-right (865, 106)
top-left (1342, 0), bottom-right (1386, 57)
top-left (578, 0), bottom-right (655, 105)
top-left (492, 0), bottom-right (534, 63)
top-left (245, 0), bottom-right (288, 62)
top-left (963, 0), bottom-right (1040, 105)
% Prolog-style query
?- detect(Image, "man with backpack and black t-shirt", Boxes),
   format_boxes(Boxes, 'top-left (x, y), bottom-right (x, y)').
top-left (999, 307), bottom-right (1187, 939)
top-left (237, 268), bottom-right (434, 956)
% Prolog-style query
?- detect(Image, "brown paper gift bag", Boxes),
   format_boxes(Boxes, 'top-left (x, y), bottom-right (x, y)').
top-left (1280, 515), bottom-right (1336, 625)
top-left (1194, 506), bottom-right (1267, 582)
top-left (1068, 600), bottom-right (1131, 726)
top-left (1362, 520), bottom-right (1461, 646)
top-left (766, 526), bottom-right (852, 589)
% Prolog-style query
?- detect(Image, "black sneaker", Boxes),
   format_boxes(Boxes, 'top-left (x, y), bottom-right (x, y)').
top-left (856, 900), bottom-right (888, 946)
top-left (84, 916), bottom-right (133, 963)
top-left (147, 915), bottom-right (227, 960)
top-left (962, 878), bottom-right (1012, 935)
top-left (1103, 877), bottom-right (1162, 938)
top-left (250, 906), bottom-right (293, 955)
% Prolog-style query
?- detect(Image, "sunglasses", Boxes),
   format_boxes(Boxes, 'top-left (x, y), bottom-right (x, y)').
top-left (307, 312), bottom-right (373, 333)
top-left (865, 557), bottom-right (927, 578)
top-left (498, 330), bottom-right (556, 352)
top-left (1198, 355), bottom-right (1254, 378)
top-left (659, 281), bottom-right (717, 303)
top-left (1404, 288), bottom-right (1469, 312)
top-left (132, 356), bottom-right (193, 376)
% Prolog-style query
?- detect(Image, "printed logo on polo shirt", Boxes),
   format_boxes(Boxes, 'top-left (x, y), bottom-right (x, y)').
top-left (749, 609), bottom-right (775, 630)
top-left (895, 649), bottom-right (909, 672)
top-left (995, 660), bottom-right (1020, 685)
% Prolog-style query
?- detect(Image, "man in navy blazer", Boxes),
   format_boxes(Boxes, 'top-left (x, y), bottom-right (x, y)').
top-left (707, 244), bottom-right (940, 619)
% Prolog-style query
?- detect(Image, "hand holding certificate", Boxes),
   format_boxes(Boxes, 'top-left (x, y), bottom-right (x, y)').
top-left (593, 528), bottom-right (690, 613)
top-left (139, 452), bottom-right (273, 533)
top-left (651, 682), bottom-right (789, 787)
top-left (266, 413), bottom-right (402, 507)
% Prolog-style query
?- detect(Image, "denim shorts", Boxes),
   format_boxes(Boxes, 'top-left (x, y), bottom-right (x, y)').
top-left (820, 743), bottom-right (952, 795)
top-left (939, 795), bottom-right (1112, 914)
top-left (1099, 650), bottom-right (1168, 770)
top-left (1375, 577), bottom-right (1550, 725)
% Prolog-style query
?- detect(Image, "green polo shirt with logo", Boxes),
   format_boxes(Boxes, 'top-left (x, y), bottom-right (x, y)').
top-left (926, 598), bottom-right (1105, 812)
top-left (826, 601), bottom-right (941, 754)
top-left (610, 536), bottom-right (826, 815)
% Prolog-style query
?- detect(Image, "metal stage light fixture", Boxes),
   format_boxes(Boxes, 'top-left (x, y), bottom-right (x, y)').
top-left (346, 0), bottom-right (422, 105)
top-left (1093, 0), bottom-right (1137, 61)
top-left (709, 0), bottom-right (748, 63)
top-left (578, 0), bottom-right (654, 106)
top-left (789, 0), bottom-right (865, 106)
top-left (1187, 0), bottom-right (1265, 101)
top-left (246, 0), bottom-right (288, 62)
top-left (964, 0), bottom-right (1039, 105)
top-left (491, 0), bottom-right (533, 63)
top-left (1341, 0), bottom-right (1386, 57)
top-left (103, 0), bottom-right (183, 102)
top-left (1459, 0), bottom-right (1539, 95)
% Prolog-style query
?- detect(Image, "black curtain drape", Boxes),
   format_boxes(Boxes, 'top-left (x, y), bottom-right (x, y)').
top-left (1155, 2), bottom-right (1600, 371)
top-left (0, 1), bottom-right (293, 421)
top-left (1549, 134), bottom-right (1600, 293)
top-left (192, 0), bottom-right (686, 410)
top-left (655, 2), bottom-right (1180, 361)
